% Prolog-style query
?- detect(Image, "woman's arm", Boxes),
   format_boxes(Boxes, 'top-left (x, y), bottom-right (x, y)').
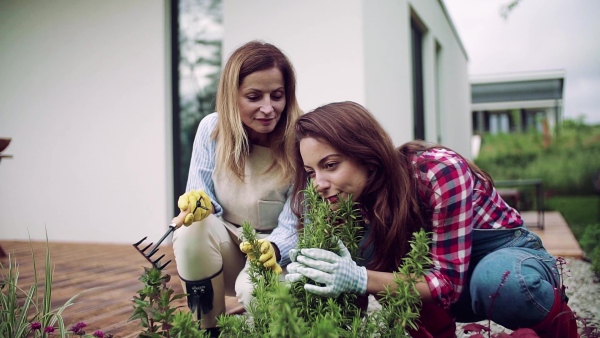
top-left (415, 148), bottom-right (474, 305)
top-left (267, 186), bottom-right (299, 265)
top-left (366, 270), bottom-right (433, 303)
top-left (185, 113), bottom-right (223, 215)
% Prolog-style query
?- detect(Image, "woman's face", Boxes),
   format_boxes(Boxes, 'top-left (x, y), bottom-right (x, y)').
top-left (237, 67), bottom-right (286, 146)
top-left (299, 137), bottom-right (370, 209)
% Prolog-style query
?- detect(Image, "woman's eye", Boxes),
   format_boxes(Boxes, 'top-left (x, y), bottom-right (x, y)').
top-left (324, 162), bottom-right (338, 170)
top-left (246, 95), bottom-right (260, 101)
top-left (271, 92), bottom-right (284, 100)
top-left (305, 170), bottom-right (315, 178)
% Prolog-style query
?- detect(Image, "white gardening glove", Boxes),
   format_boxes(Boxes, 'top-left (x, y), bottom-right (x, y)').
top-left (289, 248), bottom-right (300, 262)
top-left (285, 261), bottom-right (303, 282)
top-left (284, 241), bottom-right (367, 298)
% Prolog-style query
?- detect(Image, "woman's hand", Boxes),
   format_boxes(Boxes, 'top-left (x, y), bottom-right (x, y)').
top-left (240, 239), bottom-right (283, 274)
top-left (285, 241), bottom-right (367, 297)
top-left (172, 190), bottom-right (212, 227)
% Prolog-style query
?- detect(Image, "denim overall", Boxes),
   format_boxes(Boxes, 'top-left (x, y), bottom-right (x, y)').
top-left (449, 226), bottom-right (560, 329)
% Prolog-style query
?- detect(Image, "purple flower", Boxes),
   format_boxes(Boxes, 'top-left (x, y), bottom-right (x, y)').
top-left (44, 326), bottom-right (55, 333)
top-left (30, 322), bottom-right (42, 330)
top-left (93, 330), bottom-right (105, 338)
top-left (70, 322), bottom-right (87, 334)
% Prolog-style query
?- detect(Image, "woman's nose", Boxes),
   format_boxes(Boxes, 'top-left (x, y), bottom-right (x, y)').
top-left (314, 173), bottom-right (330, 193)
top-left (259, 97), bottom-right (274, 114)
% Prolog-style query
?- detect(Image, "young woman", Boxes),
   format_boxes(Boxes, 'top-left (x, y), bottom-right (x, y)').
top-left (285, 101), bottom-right (578, 337)
top-left (171, 40), bottom-right (302, 336)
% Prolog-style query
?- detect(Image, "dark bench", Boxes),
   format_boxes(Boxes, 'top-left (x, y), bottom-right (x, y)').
top-left (496, 179), bottom-right (545, 230)
top-left (497, 188), bottom-right (521, 210)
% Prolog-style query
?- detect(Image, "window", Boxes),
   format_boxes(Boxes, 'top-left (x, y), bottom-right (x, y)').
top-left (171, 0), bottom-right (223, 212)
top-left (411, 19), bottom-right (425, 140)
top-left (435, 41), bottom-right (442, 144)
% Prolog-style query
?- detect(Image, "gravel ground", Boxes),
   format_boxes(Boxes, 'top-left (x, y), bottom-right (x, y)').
top-left (455, 258), bottom-right (600, 337)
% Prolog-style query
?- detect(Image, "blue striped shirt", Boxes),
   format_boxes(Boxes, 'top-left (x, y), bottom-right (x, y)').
top-left (186, 112), bottom-right (298, 265)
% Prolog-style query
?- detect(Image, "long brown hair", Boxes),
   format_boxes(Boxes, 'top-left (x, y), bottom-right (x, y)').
top-left (214, 40), bottom-right (302, 182)
top-left (292, 102), bottom-right (498, 271)
top-left (398, 141), bottom-right (494, 192)
top-left (291, 101), bottom-right (426, 272)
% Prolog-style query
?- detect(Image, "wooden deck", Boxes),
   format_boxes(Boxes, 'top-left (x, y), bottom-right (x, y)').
top-left (524, 211), bottom-right (584, 259)
top-left (0, 240), bottom-right (187, 337)
top-left (0, 211), bottom-right (584, 336)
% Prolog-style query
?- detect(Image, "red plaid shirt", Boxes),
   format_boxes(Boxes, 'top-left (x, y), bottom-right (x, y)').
top-left (411, 148), bottom-right (523, 305)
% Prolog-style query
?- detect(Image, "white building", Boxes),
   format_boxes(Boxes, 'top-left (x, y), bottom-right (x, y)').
top-left (0, 0), bottom-right (470, 244)
top-left (471, 70), bottom-right (565, 135)
top-left (223, 0), bottom-right (470, 151)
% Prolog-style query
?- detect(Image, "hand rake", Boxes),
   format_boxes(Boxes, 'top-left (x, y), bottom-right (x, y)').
top-left (133, 198), bottom-right (209, 270)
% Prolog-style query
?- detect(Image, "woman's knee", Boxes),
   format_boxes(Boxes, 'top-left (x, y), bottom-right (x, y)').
top-left (173, 216), bottom-right (230, 279)
top-left (173, 220), bottom-right (214, 255)
top-left (235, 263), bottom-right (254, 308)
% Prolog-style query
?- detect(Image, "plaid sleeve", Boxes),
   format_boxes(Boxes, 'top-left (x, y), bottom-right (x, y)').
top-left (416, 149), bottom-right (474, 305)
top-left (185, 113), bottom-right (223, 216)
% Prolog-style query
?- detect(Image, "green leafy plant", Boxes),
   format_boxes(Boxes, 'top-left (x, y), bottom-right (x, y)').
top-left (287, 183), bottom-right (364, 331)
top-left (129, 266), bottom-right (211, 337)
top-left (0, 236), bottom-right (107, 338)
top-left (475, 120), bottom-right (600, 195)
top-left (218, 181), bottom-right (432, 337)
top-left (580, 223), bottom-right (600, 275)
top-left (375, 228), bottom-right (433, 334)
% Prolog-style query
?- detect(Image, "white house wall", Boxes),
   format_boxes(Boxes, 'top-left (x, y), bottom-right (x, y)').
top-left (408, 0), bottom-right (471, 156)
top-left (363, 1), bottom-right (414, 147)
top-left (0, 1), bottom-right (172, 243)
top-left (223, 0), bottom-right (366, 111)
top-left (0, 0), bottom-right (470, 244)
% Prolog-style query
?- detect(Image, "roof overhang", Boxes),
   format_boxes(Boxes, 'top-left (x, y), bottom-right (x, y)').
top-left (472, 99), bottom-right (561, 112)
top-left (471, 70), bottom-right (565, 105)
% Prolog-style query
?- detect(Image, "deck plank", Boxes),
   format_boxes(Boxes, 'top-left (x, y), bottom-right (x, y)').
top-left (0, 240), bottom-right (186, 336)
top-left (0, 211), bottom-right (583, 336)
top-left (523, 211), bottom-right (584, 259)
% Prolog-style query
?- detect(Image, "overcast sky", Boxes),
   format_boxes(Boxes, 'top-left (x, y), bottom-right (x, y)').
top-left (443, 0), bottom-right (600, 124)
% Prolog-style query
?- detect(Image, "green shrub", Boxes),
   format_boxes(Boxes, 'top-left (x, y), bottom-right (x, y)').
top-left (475, 121), bottom-right (600, 195)
top-left (129, 266), bottom-right (210, 337)
top-left (218, 182), bottom-right (432, 337)
top-left (545, 195), bottom-right (599, 240)
top-left (580, 223), bottom-right (600, 275)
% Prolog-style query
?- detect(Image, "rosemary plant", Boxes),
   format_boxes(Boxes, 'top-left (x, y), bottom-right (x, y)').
top-left (290, 182), bottom-right (364, 330)
top-left (129, 266), bottom-right (211, 337)
top-left (218, 181), bottom-right (432, 337)
top-left (374, 228), bottom-right (433, 336)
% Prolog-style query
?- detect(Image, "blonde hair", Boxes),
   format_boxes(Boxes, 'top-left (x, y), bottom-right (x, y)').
top-left (213, 40), bottom-right (302, 182)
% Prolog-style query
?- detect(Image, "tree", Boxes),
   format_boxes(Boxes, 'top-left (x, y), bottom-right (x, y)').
top-left (500, 0), bottom-right (523, 19)
top-left (176, 0), bottom-right (223, 195)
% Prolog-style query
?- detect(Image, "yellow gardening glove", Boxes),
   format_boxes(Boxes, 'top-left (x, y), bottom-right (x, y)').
top-left (177, 190), bottom-right (212, 226)
top-left (240, 239), bottom-right (283, 274)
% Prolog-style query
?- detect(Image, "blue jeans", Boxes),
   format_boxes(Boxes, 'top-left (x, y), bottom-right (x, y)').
top-left (449, 227), bottom-right (560, 329)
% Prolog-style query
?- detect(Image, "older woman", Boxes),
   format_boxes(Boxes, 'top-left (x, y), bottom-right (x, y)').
top-left (172, 40), bottom-right (302, 337)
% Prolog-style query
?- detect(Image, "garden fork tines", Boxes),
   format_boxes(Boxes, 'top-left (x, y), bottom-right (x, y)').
top-left (132, 197), bottom-right (210, 270)
top-left (133, 224), bottom-right (176, 270)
